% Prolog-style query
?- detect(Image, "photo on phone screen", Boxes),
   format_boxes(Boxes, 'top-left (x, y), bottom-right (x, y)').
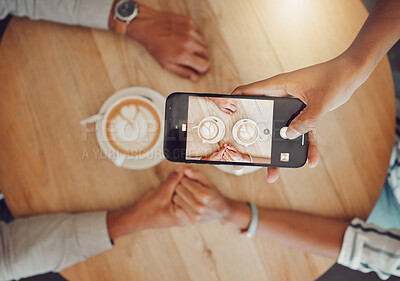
top-left (164, 92), bottom-right (308, 168)
top-left (185, 96), bottom-right (274, 164)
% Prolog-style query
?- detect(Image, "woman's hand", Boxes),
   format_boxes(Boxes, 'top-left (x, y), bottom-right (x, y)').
top-left (172, 168), bottom-right (233, 224)
top-left (208, 97), bottom-right (237, 114)
top-left (232, 56), bottom-right (365, 139)
top-left (231, 55), bottom-right (366, 182)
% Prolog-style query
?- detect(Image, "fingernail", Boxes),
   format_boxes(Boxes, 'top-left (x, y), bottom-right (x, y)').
top-left (309, 162), bottom-right (317, 168)
top-left (286, 128), bottom-right (301, 139)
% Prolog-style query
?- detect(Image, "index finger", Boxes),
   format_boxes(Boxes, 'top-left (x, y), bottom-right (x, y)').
top-left (183, 168), bottom-right (212, 187)
top-left (161, 170), bottom-right (184, 195)
top-left (180, 177), bottom-right (209, 201)
top-left (231, 74), bottom-right (289, 97)
top-left (189, 29), bottom-right (208, 48)
top-left (216, 147), bottom-right (226, 158)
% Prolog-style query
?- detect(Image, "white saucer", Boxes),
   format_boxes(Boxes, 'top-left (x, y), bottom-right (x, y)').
top-left (215, 165), bottom-right (262, 176)
top-left (96, 87), bottom-right (165, 170)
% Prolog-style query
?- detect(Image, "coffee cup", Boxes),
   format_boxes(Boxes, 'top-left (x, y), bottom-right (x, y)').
top-left (195, 116), bottom-right (225, 144)
top-left (232, 119), bottom-right (259, 146)
top-left (81, 96), bottom-right (162, 167)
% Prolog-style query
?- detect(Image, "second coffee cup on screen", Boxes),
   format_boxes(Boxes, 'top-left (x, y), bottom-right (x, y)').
top-left (232, 119), bottom-right (259, 146)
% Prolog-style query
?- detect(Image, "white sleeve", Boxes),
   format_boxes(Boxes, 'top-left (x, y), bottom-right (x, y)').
top-left (0, 211), bottom-right (113, 281)
top-left (0, 0), bottom-right (114, 29)
top-left (338, 218), bottom-right (400, 280)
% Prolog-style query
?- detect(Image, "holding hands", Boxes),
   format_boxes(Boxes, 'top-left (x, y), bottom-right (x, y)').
top-left (173, 168), bottom-right (232, 224)
top-left (222, 144), bottom-right (251, 162)
top-left (201, 144), bottom-right (251, 162)
top-left (108, 168), bottom-right (234, 239)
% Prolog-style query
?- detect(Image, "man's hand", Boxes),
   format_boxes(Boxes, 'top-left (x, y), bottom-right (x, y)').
top-left (124, 5), bottom-right (210, 81)
top-left (107, 169), bottom-right (184, 239)
top-left (208, 97), bottom-right (237, 114)
top-left (172, 168), bottom-right (233, 224)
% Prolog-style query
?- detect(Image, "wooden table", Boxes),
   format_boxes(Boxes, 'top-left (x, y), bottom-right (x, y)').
top-left (0, 0), bottom-right (395, 280)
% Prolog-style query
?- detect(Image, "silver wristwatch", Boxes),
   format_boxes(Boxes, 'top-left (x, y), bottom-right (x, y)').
top-left (114, 0), bottom-right (139, 24)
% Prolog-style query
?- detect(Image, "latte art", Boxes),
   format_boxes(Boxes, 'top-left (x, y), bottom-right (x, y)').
top-left (238, 123), bottom-right (258, 143)
top-left (199, 120), bottom-right (219, 141)
top-left (105, 99), bottom-right (160, 156)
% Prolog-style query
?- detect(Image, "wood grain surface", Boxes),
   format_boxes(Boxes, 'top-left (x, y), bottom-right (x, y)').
top-left (186, 96), bottom-right (273, 162)
top-left (0, 0), bottom-right (395, 280)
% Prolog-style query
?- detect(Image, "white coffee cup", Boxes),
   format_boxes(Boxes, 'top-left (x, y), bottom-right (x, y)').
top-left (81, 96), bottom-right (162, 167)
top-left (195, 116), bottom-right (225, 144)
top-left (232, 119), bottom-right (260, 146)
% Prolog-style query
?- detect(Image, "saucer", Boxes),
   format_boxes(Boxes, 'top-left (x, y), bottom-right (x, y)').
top-left (96, 87), bottom-right (165, 170)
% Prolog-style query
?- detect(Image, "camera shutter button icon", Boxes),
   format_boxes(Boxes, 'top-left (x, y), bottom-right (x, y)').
top-left (280, 126), bottom-right (288, 139)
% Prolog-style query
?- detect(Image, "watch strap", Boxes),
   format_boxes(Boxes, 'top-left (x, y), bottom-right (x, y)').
top-left (109, 0), bottom-right (138, 36)
top-left (114, 20), bottom-right (128, 35)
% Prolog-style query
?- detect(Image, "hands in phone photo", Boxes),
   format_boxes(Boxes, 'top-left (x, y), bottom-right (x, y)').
top-left (200, 144), bottom-right (251, 162)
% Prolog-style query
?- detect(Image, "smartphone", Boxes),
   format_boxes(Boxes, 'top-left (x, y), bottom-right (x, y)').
top-left (163, 92), bottom-right (308, 168)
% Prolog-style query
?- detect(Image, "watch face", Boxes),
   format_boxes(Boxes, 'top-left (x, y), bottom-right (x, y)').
top-left (117, 1), bottom-right (136, 17)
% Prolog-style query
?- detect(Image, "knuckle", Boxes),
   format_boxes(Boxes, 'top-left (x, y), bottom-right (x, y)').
top-left (176, 48), bottom-right (188, 59)
top-left (198, 193), bottom-right (209, 204)
top-left (160, 60), bottom-right (169, 69)
top-left (182, 35), bottom-right (193, 46)
top-left (193, 213), bottom-right (202, 221)
top-left (196, 204), bottom-right (206, 214)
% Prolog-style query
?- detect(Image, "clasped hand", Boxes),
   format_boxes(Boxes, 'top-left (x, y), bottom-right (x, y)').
top-left (122, 168), bottom-right (232, 233)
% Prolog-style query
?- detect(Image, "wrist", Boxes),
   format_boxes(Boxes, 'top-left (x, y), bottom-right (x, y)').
top-left (108, 0), bottom-right (120, 33)
top-left (109, 1), bottom-right (141, 36)
top-left (107, 205), bottom-right (142, 240)
top-left (126, 5), bottom-right (153, 44)
top-left (221, 200), bottom-right (252, 230)
top-left (336, 50), bottom-right (374, 87)
top-left (241, 153), bottom-right (251, 162)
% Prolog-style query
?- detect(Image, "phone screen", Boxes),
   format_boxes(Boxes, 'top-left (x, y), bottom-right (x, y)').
top-left (185, 96), bottom-right (274, 164)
